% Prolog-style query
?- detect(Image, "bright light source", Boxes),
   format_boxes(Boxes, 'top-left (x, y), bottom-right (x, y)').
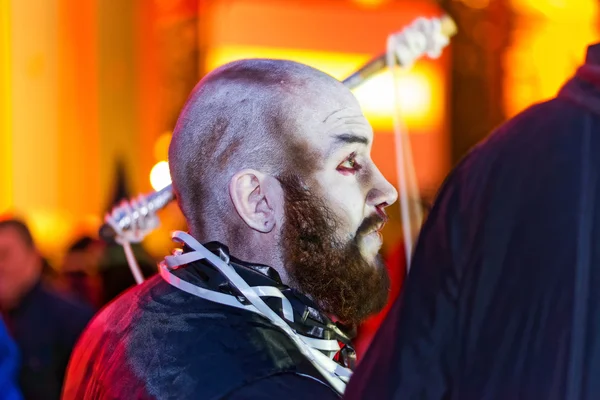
top-left (150, 161), bottom-right (171, 191)
top-left (206, 45), bottom-right (366, 82)
top-left (353, 70), bottom-right (433, 128)
top-left (205, 45), bottom-right (444, 131)
top-left (510, 0), bottom-right (597, 18)
top-left (352, 0), bottom-right (391, 8)
top-left (504, 0), bottom-right (599, 117)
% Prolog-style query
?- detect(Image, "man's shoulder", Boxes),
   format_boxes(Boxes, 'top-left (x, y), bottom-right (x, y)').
top-left (73, 275), bottom-right (326, 399)
top-left (475, 97), bottom-right (590, 159)
top-left (85, 274), bottom-right (300, 363)
top-left (451, 97), bottom-right (592, 192)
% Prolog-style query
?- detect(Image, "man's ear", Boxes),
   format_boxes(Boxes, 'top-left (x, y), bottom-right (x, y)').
top-left (229, 169), bottom-right (278, 233)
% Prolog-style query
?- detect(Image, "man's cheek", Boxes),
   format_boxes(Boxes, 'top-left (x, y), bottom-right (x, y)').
top-left (333, 209), bottom-right (363, 240)
top-left (337, 193), bottom-right (365, 222)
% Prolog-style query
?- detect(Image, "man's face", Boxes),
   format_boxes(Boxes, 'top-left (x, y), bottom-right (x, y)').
top-left (284, 86), bottom-right (398, 262)
top-left (278, 85), bottom-right (398, 324)
top-left (0, 227), bottom-right (38, 309)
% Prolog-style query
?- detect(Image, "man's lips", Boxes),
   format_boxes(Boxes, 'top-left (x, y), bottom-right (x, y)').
top-left (358, 212), bottom-right (388, 237)
top-left (370, 224), bottom-right (385, 238)
top-left (375, 207), bottom-right (388, 227)
top-left (368, 221), bottom-right (385, 235)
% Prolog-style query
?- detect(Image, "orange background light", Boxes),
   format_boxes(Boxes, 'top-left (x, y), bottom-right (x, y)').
top-left (504, 0), bottom-right (600, 117)
top-left (1, 0), bottom-right (451, 260)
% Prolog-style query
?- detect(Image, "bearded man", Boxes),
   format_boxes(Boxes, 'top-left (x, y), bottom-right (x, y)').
top-left (63, 59), bottom-right (397, 399)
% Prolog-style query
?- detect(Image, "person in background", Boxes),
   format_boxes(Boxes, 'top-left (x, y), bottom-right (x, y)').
top-left (0, 218), bottom-right (94, 400)
top-left (0, 317), bottom-right (21, 400)
top-left (96, 242), bottom-right (157, 307)
top-left (61, 236), bottom-right (105, 309)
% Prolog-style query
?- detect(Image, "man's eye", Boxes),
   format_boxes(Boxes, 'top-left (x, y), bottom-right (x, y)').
top-left (337, 154), bottom-right (361, 173)
top-left (339, 158), bottom-right (356, 169)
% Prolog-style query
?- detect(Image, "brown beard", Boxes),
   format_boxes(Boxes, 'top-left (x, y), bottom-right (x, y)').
top-left (278, 175), bottom-right (390, 325)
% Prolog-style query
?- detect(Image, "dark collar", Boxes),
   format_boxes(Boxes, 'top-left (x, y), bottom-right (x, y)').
top-left (174, 241), bottom-right (356, 344)
top-left (200, 242), bottom-right (287, 285)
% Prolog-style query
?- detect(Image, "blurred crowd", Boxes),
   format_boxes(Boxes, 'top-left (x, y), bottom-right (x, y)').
top-left (0, 217), bottom-right (157, 400)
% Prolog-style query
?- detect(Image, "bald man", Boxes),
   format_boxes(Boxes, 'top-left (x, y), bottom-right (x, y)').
top-left (63, 59), bottom-right (397, 399)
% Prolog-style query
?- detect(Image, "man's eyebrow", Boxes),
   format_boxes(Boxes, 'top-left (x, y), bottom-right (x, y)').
top-left (332, 133), bottom-right (369, 146)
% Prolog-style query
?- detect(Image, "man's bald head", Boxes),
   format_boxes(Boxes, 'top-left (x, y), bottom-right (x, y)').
top-left (169, 59), bottom-right (353, 238)
top-left (169, 58), bottom-right (397, 323)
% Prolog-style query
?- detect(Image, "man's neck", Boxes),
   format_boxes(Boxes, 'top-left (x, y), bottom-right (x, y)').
top-left (193, 229), bottom-right (290, 285)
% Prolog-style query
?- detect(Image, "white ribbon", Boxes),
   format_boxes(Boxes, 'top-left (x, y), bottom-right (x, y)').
top-left (386, 16), bottom-right (452, 271)
top-left (160, 231), bottom-right (351, 394)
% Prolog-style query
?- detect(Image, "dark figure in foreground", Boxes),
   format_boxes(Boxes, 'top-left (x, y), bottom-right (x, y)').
top-left (345, 43), bottom-right (600, 400)
top-left (0, 219), bottom-right (94, 400)
top-left (64, 59), bottom-right (397, 399)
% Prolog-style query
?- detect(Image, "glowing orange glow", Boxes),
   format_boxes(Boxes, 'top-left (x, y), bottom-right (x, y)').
top-left (353, 66), bottom-right (443, 130)
top-left (2, 0), bottom-right (452, 262)
top-left (0, 0), bottom-right (13, 213)
top-left (504, 0), bottom-right (600, 117)
top-left (153, 131), bottom-right (172, 162)
top-left (206, 45), bottom-right (443, 131)
top-left (510, 0), bottom-right (597, 18)
top-left (25, 210), bottom-right (75, 263)
top-left (57, 0), bottom-right (101, 217)
top-left (10, 0), bottom-right (60, 213)
top-left (150, 161), bottom-right (172, 191)
top-left (206, 45), bottom-right (365, 81)
top-left (206, 0), bottom-right (443, 56)
top-left (352, 0), bottom-right (391, 8)
top-left (460, 0), bottom-right (490, 9)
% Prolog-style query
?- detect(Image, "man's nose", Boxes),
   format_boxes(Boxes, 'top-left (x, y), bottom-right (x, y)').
top-left (366, 168), bottom-right (398, 208)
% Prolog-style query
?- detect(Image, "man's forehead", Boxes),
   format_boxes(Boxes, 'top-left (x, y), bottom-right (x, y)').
top-left (285, 91), bottom-right (373, 157)
top-left (321, 107), bottom-right (367, 126)
top-left (292, 88), bottom-right (369, 126)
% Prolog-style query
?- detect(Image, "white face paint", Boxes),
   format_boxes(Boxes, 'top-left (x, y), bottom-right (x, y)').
top-left (287, 86), bottom-right (398, 262)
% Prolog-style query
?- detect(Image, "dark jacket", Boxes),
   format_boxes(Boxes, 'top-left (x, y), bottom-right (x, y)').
top-left (3, 282), bottom-right (94, 400)
top-left (345, 43), bottom-right (600, 400)
top-left (63, 244), bottom-right (341, 400)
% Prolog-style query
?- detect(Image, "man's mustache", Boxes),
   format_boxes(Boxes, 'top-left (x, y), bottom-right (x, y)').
top-left (356, 213), bottom-right (387, 237)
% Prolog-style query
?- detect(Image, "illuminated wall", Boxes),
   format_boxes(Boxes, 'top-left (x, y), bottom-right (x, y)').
top-left (0, 0), bottom-right (184, 260)
top-left (2, 0), bottom-right (67, 256)
top-left (504, 0), bottom-right (600, 117)
top-left (0, 0), bottom-right (12, 214)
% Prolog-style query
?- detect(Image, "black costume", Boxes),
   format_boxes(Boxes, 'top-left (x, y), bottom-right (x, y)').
top-left (345, 44), bottom-right (600, 399)
top-left (64, 238), bottom-right (354, 399)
